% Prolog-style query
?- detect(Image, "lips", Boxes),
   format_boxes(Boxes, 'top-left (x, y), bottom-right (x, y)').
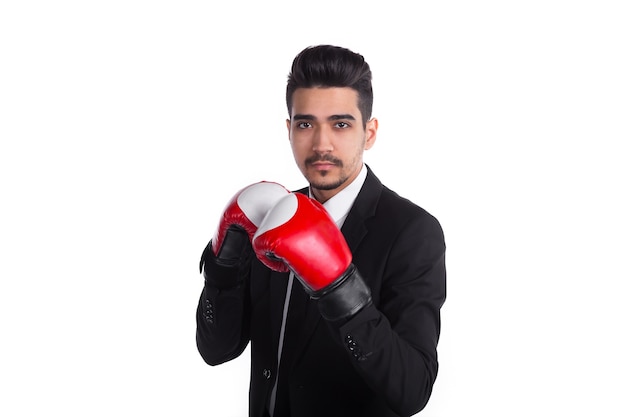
top-left (311, 162), bottom-right (335, 170)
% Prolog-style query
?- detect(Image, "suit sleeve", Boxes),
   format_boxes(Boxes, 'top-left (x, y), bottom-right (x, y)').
top-left (335, 213), bottom-right (446, 416)
top-left (195, 241), bottom-right (251, 366)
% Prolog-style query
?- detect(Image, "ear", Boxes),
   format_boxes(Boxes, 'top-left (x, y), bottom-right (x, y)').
top-left (286, 118), bottom-right (291, 139)
top-left (364, 117), bottom-right (378, 150)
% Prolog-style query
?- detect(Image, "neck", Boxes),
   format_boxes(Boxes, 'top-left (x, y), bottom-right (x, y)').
top-left (310, 188), bottom-right (334, 204)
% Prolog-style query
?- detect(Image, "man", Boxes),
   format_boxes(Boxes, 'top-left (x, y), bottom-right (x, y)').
top-left (196, 45), bottom-right (446, 417)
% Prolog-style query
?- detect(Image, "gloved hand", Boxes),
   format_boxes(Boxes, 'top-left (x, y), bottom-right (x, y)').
top-left (200, 181), bottom-right (290, 288)
top-left (210, 181), bottom-right (290, 267)
top-left (252, 193), bottom-right (372, 320)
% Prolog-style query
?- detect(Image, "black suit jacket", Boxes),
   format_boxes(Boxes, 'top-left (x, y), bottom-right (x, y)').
top-left (197, 167), bottom-right (446, 417)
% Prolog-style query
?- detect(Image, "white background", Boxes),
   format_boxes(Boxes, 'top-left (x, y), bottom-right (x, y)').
top-left (1, 1), bottom-right (625, 416)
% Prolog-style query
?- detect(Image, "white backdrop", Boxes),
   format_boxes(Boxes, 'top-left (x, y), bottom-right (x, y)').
top-left (1, 1), bottom-right (625, 416)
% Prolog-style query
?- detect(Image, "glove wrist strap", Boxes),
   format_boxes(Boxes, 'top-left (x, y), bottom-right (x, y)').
top-left (200, 240), bottom-right (250, 289)
top-left (312, 264), bottom-right (372, 321)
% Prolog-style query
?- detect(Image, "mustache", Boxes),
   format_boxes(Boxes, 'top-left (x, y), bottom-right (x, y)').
top-left (305, 154), bottom-right (343, 167)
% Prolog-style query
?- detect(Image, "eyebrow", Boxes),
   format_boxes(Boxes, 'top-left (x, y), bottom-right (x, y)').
top-left (292, 114), bottom-right (356, 121)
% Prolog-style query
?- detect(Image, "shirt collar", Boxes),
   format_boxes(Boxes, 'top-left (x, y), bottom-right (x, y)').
top-left (309, 164), bottom-right (367, 228)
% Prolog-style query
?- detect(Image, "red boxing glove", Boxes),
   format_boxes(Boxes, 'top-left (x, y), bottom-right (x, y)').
top-left (252, 193), bottom-right (351, 290)
top-left (211, 181), bottom-right (290, 271)
top-left (252, 193), bottom-right (371, 320)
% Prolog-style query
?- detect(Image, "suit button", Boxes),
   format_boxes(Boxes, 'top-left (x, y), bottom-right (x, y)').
top-left (263, 369), bottom-right (271, 379)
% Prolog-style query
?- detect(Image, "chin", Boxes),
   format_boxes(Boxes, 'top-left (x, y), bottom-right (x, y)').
top-left (302, 166), bottom-right (344, 189)
top-left (309, 177), bottom-right (345, 191)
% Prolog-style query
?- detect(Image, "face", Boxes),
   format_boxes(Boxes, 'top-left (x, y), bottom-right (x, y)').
top-left (287, 87), bottom-right (378, 203)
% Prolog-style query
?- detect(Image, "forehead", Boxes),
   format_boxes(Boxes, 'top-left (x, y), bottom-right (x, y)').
top-left (291, 87), bottom-right (360, 119)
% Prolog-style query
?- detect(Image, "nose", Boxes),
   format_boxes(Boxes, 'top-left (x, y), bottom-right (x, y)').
top-left (312, 124), bottom-right (333, 153)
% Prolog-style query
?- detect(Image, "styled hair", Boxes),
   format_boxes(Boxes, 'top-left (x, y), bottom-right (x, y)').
top-left (286, 45), bottom-right (373, 127)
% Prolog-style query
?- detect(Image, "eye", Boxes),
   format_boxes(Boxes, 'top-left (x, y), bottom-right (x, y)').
top-left (335, 121), bottom-right (350, 129)
top-left (297, 121), bottom-right (312, 129)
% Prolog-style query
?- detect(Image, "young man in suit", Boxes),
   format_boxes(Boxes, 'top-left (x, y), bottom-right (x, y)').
top-left (196, 44), bottom-right (446, 417)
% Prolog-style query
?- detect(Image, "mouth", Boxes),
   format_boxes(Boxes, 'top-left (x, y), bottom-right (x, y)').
top-left (311, 162), bottom-right (335, 170)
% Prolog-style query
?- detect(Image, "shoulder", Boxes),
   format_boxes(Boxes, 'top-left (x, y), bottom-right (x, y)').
top-left (373, 187), bottom-right (445, 253)
top-left (361, 168), bottom-right (443, 236)
top-left (381, 185), bottom-right (440, 225)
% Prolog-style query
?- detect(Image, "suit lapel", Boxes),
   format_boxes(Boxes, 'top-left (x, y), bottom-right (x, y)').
top-left (269, 270), bottom-right (291, 357)
top-left (284, 278), bottom-right (313, 362)
top-left (342, 165), bottom-right (381, 253)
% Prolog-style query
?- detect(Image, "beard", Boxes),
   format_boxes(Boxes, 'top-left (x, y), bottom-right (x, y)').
top-left (304, 154), bottom-right (347, 191)
top-left (310, 176), bottom-right (346, 191)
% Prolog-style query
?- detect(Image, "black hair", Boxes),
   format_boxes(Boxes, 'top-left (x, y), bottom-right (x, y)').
top-left (286, 45), bottom-right (373, 127)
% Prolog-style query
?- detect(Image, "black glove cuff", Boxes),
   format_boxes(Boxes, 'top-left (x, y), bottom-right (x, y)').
top-left (199, 240), bottom-right (251, 290)
top-left (312, 264), bottom-right (372, 321)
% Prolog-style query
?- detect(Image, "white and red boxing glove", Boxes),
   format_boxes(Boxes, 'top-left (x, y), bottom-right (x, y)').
top-left (252, 193), bottom-right (372, 320)
top-left (200, 182), bottom-right (290, 288)
top-left (210, 181), bottom-right (290, 268)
